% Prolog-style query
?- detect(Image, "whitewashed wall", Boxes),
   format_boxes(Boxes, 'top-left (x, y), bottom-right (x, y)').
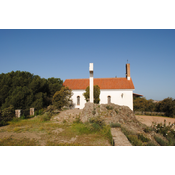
top-left (71, 89), bottom-right (134, 110)
top-left (99, 89), bottom-right (134, 110)
top-left (71, 90), bottom-right (86, 109)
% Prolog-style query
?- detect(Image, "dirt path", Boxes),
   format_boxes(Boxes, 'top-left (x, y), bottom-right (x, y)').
top-left (111, 128), bottom-right (132, 146)
top-left (136, 115), bottom-right (175, 127)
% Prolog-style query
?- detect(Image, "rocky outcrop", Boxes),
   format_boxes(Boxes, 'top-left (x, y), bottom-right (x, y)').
top-left (53, 102), bottom-right (144, 133)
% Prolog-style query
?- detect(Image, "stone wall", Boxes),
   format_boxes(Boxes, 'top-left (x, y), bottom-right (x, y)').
top-left (134, 111), bottom-right (165, 116)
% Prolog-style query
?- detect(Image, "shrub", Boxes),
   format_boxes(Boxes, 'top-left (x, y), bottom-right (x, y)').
top-left (152, 121), bottom-right (175, 137)
top-left (115, 109), bottom-right (118, 114)
top-left (166, 137), bottom-right (175, 146)
top-left (92, 109), bottom-right (96, 115)
top-left (34, 109), bottom-right (44, 116)
top-left (154, 136), bottom-right (168, 146)
top-left (138, 134), bottom-right (150, 142)
top-left (144, 127), bottom-right (152, 133)
top-left (121, 127), bottom-right (142, 145)
top-left (20, 114), bottom-right (26, 119)
top-left (110, 122), bottom-right (121, 128)
top-left (127, 135), bottom-right (142, 146)
top-left (52, 86), bottom-right (72, 109)
top-left (73, 116), bottom-right (82, 124)
top-left (63, 119), bottom-right (67, 123)
top-left (146, 141), bottom-right (156, 146)
top-left (106, 105), bottom-right (113, 110)
top-left (39, 112), bottom-right (52, 122)
top-left (121, 127), bottom-right (135, 136)
top-left (89, 116), bottom-right (105, 127)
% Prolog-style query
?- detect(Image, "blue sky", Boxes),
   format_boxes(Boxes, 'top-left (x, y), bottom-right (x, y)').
top-left (0, 29), bottom-right (174, 101)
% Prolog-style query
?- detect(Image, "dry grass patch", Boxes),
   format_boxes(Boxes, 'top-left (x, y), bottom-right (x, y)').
top-left (0, 114), bottom-right (112, 146)
top-left (0, 137), bottom-right (38, 146)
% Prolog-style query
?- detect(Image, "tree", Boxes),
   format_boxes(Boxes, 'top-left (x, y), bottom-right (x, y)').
top-left (52, 87), bottom-right (72, 109)
top-left (157, 98), bottom-right (175, 117)
top-left (47, 77), bottom-right (63, 97)
top-left (0, 105), bottom-right (14, 126)
top-left (0, 71), bottom-right (64, 112)
top-left (133, 97), bottom-right (147, 111)
top-left (83, 85), bottom-right (100, 104)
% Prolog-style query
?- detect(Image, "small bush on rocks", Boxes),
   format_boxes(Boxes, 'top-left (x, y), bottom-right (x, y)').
top-left (73, 116), bottom-right (82, 124)
top-left (115, 109), bottom-right (118, 114)
top-left (89, 116), bottom-right (105, 127)
top-left (144, 127), bottom-right (152, 133)
top-left (138, 134), bottom-right (150, 142)
top-left (110, 122), bottom-right (121, 128)
top-left (106, 105), bottom-right (113, 110)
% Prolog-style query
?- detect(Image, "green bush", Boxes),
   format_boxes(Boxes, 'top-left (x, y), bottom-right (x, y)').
top-left (73, 116), bottom-right (82, 124)
top-left (127, 135), bottom-right (143, 146)
top-left (110, 122), bottom-right (121, 128)
top-left (166, 137), bottom-right (175, 146)
top-left (34, 109), bottom-right (44, 116)
top-left (106, 105), bottom-right (113, 110)
top-left (152, 121), bottom-right (175, 138)
top-left (52, 86), bottom-right (72, 109)
top-left (121, 127), bottom-right (135, 136)
top-left (154, 136), bottom-right (168, 146)
top-left (39, 112), bottom-right (52, 122)
top-left (92, 109), bottom-right (96, 115)
top-left (115, 109), bottom-right (118, 114)
top-left (20, 114), bottom-right (26, 119)
top-left (89, 116), bottom-right (105, 127)
top-left (144, 127), bottom-right (152, 133)
top-left (138, 134), bottom-right (150, 142)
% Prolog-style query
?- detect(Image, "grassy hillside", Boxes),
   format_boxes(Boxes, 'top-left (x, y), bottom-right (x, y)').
top-left (0, 114), bottom-right (112, 146)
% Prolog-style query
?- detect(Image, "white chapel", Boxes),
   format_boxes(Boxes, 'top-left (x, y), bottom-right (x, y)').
top-left (63, 63), bottom-right (135, 110)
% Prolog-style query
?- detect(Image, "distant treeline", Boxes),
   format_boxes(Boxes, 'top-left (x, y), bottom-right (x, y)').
top-left (134, 97), bottom-right (175, 118)
top-left (0, 71), bottom-right (63, 112)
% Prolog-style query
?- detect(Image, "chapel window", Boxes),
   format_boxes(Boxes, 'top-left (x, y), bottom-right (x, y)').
top-left (107, 96), bottom-right (111, 104)
top-left (77, 96), bottom-right (80, 105)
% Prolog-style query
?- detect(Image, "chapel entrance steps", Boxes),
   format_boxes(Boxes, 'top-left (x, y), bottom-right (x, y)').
top-left (111, 128), bottom-right (132, 146)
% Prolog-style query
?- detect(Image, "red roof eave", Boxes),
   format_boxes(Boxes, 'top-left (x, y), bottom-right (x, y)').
top-left (63, 77), bottom-right (135, 90)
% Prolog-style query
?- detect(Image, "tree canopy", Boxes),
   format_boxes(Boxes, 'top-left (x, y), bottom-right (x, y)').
top-left (83, 85), bottom-right (100, 104)
top-left (134, 97), bottom-right (175, 118)
top-left (52, 86), bottom-right (72, 109)
top-left (0, 71), bottom-right (63, 112)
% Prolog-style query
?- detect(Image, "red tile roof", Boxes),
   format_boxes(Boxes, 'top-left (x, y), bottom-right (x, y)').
top-left (63, 78), bottom-right (135, 90)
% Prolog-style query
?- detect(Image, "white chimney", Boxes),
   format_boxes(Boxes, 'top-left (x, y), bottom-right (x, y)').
top-left (89, 63), bottom-right (93, 103)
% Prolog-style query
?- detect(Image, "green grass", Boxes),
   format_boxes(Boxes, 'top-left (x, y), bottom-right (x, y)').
top-left (0, 114), bottom-right (112, 146)
top-left (121, 127), bottom-right (152, 146)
